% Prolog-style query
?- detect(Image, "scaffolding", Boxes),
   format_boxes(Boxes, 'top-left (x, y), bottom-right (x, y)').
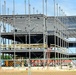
top-left (0, 0), bottom-right (76, 69)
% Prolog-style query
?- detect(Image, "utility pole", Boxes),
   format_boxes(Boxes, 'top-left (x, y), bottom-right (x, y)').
top-left (24, 0), bottom-right (27, 45)
top-left (0, 0), bottom-right (1, 67)
top-left (45, 0), bottom-right (48, 66)
top-left (60, 8), bottom-right (64, 69)
top-left (0, 26), bottom-right (1, 67)
top-left (36, 10), bottom-right (38, 14)
top-left (28, 0), bottom-right (31, 75)
top-left (24, 0), bottom-right (26, 14)
top-left (2, 0), bottom-right (6, 15)
top-left (7, 8), bottom-right (10, 54)
top-left (33, 7), bottom-right (35, 14)
top-left (13, 0), bottom-right (16, 68)
top-left (53, 0), bottom-right (56, 67)
top-left (0, 0), bottom-right (1, 15)
top-left (2, 1), bottom-right (6, 50)
top-left (43, 0), bottom-right (46, 67)
top-left (56, 3), bottom-right (59, 66)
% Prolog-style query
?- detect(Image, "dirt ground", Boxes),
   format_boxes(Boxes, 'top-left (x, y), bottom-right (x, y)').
top-left (0, 70), bottom-right (76, 75)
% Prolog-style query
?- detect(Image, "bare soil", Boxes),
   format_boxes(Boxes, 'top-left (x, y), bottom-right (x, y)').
top-left (0, 70), bottom-right (76, 75)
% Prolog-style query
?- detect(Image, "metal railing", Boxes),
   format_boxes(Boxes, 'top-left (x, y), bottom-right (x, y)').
top-left (0, 44), bottom-right (47, 50)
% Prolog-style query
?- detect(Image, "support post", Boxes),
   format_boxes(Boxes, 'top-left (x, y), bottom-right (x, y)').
top-left (28, 0), bottom-right (31, 75)
top-left (13, 0), bottom-right (16, 68)
top-left (0, 0), bottom-right (1, 68)
top-left (53, 0), bottom-right (56, 67)
top-left (0, 26), bottom-right (1, 68)
top-left (24, 0), bottom-right (26, 14)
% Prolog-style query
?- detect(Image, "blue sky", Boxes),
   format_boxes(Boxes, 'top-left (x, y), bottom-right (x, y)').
top-left (0, 0), bottom-right (76, 16)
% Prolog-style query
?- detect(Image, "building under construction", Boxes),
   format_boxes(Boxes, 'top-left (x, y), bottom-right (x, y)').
top-left (0, 0), bottom-right (76, 67)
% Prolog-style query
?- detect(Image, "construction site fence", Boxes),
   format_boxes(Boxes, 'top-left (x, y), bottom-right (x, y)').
top-left (1, 59), bottom-right (72, 67)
